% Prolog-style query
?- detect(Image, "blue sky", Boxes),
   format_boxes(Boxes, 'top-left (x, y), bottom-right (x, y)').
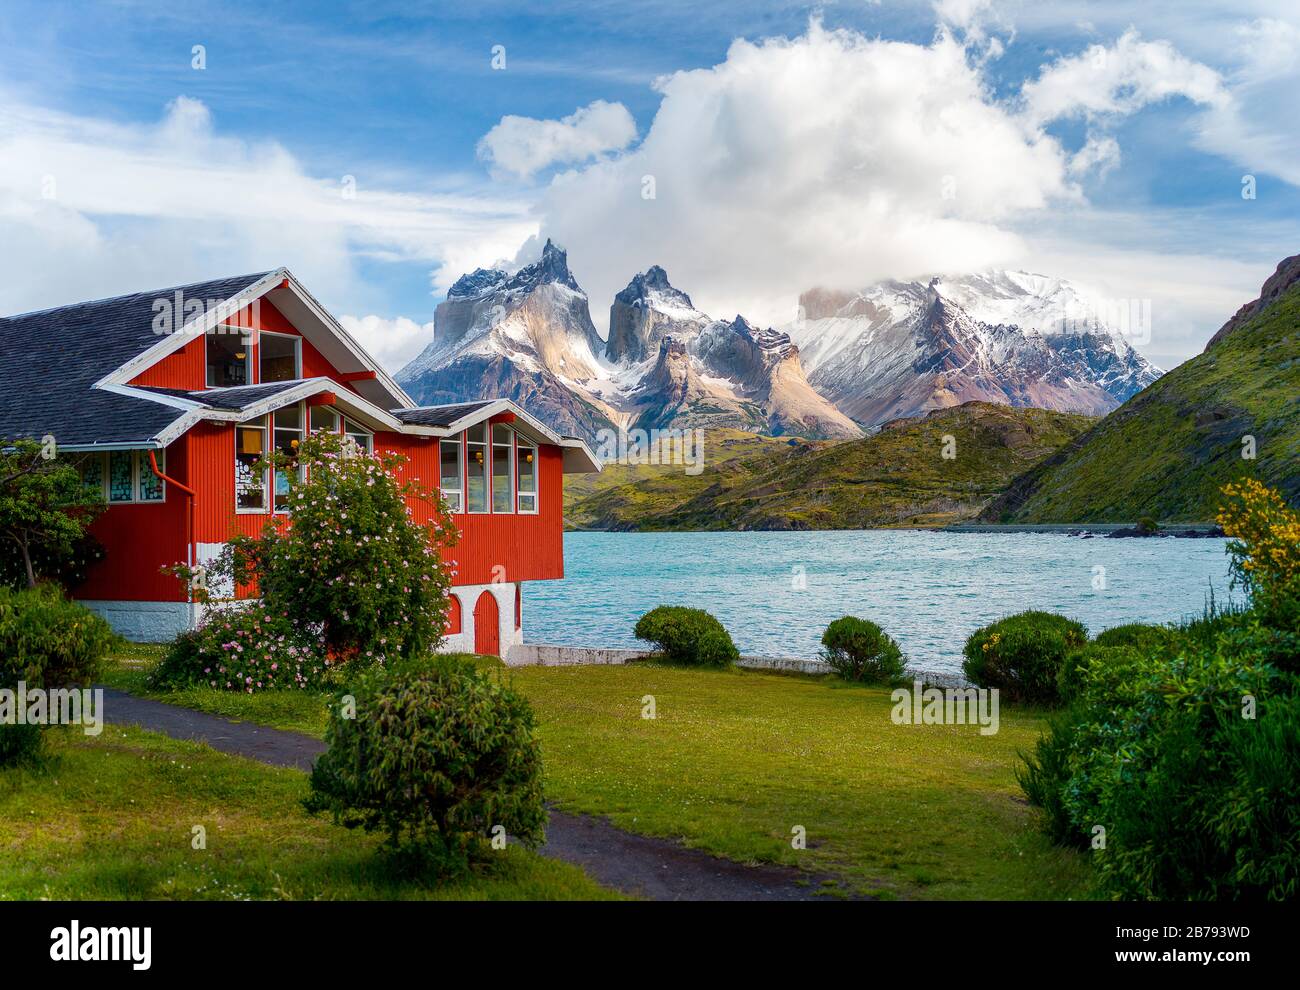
top-left (1, 0), bottom-right (1298, 370)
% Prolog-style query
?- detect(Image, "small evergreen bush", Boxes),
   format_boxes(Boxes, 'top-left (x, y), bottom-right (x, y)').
top-left (820, 616), bottom-right (906, 684)
top-left (634, 606), bottom-right (739, 668)
top-left (962, 611), bottom-right (1087, 704)
top-left (305, 657), bottom-right (545, 873)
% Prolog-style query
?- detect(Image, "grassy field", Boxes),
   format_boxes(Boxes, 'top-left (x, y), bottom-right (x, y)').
top-left (564, 404), bottom-right (1095, 531)
top-left (102, 646), bottom-right (1093, 900)
top-left (0, 721), bottom-right (618, 900)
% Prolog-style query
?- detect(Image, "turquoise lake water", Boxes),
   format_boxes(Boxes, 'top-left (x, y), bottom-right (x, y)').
top-left (524, 530), bottom-right (1236, 675)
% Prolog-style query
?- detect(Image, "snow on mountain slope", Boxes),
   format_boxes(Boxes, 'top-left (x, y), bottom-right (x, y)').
top-left (788, 271), bottom-right (1162, 426)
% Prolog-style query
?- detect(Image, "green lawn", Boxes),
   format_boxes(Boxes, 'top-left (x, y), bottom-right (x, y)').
top-left (0, 722), bottom-right (618, 900)
top-left (102, 647), bottom-right (1094, 900)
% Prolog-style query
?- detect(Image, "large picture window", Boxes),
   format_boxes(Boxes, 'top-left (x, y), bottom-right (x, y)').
top-left (236, 418), bottom-right (268, 512)
top-left (310, 406), bottom-right (339, 434)
top-left (440, 439), bottom-right (463, 513)
top-left (517, 440), bottom-right (537, 513)
top-left (206, 326), bottom-right (252, 387)
top-left (273, 405), bottom-right (304, 509)
top-left (491, 424), bottom-right (514, 513)
top-left (259, 331), bottom-right (301, 383)
top-left (466, 424), bottom-right (488, 513)
top-left (343, 417), bottom-right (373, 455)
top-left (81, 450), bottom-right (165, 504)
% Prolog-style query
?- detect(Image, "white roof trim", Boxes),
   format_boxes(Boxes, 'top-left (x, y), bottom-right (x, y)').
top-left (393, 399), bottom-right (601, 473)
top-left (93, 270), bottom-right (286, 391)
top-left (93, 268), bottom-right (414, 411)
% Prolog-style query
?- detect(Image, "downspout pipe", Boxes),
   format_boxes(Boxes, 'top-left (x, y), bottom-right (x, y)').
top-left (147, 447), bottom-right (197, 602)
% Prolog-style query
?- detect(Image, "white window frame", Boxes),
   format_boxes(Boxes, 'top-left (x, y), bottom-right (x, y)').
top-left (258, 329), bottom-right (302, 384)
top-left (206, 324), bottom-right (254, 388)
top-left (439, 437), bottom-right (464, 514)
top-left (83, 450), bottom-right (166, 505)
top-left (235, 416), bottom-right (270, 514)
top-left (272, 402), bottom-right (306, 515)
top-left (465, 424), bottom-right (489, 514)
top-left (516, 436), bottom-right (538, 514)
top-left (491, 423), bottom-right (515, 514)
top-left (343, 416), bottom-right (373, 455)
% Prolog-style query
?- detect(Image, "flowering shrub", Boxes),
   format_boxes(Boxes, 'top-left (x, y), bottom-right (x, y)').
top-left (171, 430), bottom-right (458, 678)
top-left (1218, 478), bottom-right (1300, 614)
top-left (150, 603), bottom-right (331, 693)
top-left (962, 611), bottom-right (1087, 704)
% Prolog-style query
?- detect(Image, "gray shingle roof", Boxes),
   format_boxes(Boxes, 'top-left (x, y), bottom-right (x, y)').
top-left (391, 401), bottom-right (496, 427)
top-left (0, 272), bottom-right (271, 446)
top-left (135, 379), bottom-right (308, 412)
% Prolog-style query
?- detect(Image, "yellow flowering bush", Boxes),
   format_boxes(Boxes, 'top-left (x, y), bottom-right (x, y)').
top-left (1217, 479), bottom-right (1300, 605)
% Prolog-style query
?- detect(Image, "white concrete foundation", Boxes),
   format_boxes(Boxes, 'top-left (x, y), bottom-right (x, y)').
top-left (79, 599), bottom-right (202, 643)
top-left (438, 581), bottom-right (522, 657)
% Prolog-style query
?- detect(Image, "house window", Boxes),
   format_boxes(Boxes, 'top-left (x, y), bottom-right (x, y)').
top-left (236, 419), bottom-right (269, 512)
top-left (108, 451), bottom-right (134, 502)
top-left (440, 438), bottom-right (463, 513)
top-left (260, 331), bottom-right (301, 383)
top-left (343, 417), bottom-right (373, 455)
top-left (310, 406), bottom-right (339, 434)
top-left (492, 424), bottom-right (514, 513)
top-left (517, 440), bottom-right (537, 513)
top-left (206, 326), bottom-right (252, 387)
top-left (273, 404), bottom-right (304, 510)
top-left (466, 424), bottom-right (488, 513)
top-left (80, 450), bottom-right (165, 503)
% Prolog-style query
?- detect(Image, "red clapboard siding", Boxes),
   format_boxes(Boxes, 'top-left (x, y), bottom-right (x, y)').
top-left (130, 335), bottom-right (205, 390)
top-left (79, 437), bottom-right (191, 602)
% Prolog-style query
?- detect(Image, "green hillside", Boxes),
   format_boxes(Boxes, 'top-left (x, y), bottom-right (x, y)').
top-left (986, 268), bottom-right (1300, 523)
top-left (564, 403), bottom-right (1095, 530)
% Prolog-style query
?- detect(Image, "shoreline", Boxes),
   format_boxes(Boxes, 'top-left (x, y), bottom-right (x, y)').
top-left (565, 522), bottom-right (1224, 537)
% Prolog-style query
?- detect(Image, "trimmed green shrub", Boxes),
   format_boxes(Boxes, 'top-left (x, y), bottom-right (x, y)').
top-left (1093, 623), bottom-right (1175, 652)
top-left (0, 585), bottom-right (117, 688)
top-left (634, 606), bottom-right (739, 668)
top-left (1136, 516), bottom-right (1160, 535)
top-left (148, 603), bottom-right (330, 693)
top-left (305, 656), bottom-right (545, 872)
top-left (820, 616), bottom-right (906, 684)
top-left (962, 611), bottom-right (1087, 704)
top-left (0, 586), bottom-right (118, 766)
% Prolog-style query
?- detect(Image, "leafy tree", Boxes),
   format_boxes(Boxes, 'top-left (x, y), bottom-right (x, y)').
top-left (0, 440), bottom-right (104, 589)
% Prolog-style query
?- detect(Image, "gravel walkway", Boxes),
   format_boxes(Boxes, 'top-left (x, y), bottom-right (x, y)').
top-left (99, 687), bottom-right (834, 901)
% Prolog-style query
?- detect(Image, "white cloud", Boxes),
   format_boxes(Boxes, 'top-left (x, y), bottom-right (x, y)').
top-left (528, 22), bottom-right (1078, 331)
top-left (477, 100), bottom-right (637, 180)
top-left (338, 314), bottom-right (435, 373)
top-left (1021, 28), bottom-right (1227, 126)
top-left (0, 92), bottom-right (535, 317)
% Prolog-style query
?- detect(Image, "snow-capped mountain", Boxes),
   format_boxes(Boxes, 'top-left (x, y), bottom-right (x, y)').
top-left (787, 271), bottom-right (1162, 426)
top-left (397, 240), bottom-right (616, 440)
top-left (399, 246), bottom-right (860, 442)
top-left (608, 271), bottom-right (861, 439)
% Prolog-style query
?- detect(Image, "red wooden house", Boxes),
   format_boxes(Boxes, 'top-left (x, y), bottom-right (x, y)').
top-left (0, 269), bottom-right (600, 656)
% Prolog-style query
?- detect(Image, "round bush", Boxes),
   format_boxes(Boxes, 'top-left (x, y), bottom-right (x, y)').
top-left (962, 611), bottom-right (1087, 704)
top-left (0, 585), bottom-right (118, 689)
top-left (149, 603), bottom-right (330, 693)
top-left (634, 606), bottom-right (739, 668)
top-left (304, 656), bottom-right (545, 871)
top-left (0, 586), bottom-right (118, 766)
top-left (820, 616), bottom-right (906, 684)
top-left (1093, 623), bottom-right (1175, 652)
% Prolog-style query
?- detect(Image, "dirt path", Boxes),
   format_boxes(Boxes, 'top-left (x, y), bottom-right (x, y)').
top-left (99, 688), bottom-right (833, 901)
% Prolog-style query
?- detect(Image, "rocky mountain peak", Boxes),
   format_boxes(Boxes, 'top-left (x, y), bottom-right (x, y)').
top-left (1207, 253), bottom-right (1300, 350)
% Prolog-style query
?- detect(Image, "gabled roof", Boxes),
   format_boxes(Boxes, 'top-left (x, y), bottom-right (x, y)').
top-left (0, 273), bottom-right (600, 473)
top-left (0, 273), bottom-right (269, 446)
